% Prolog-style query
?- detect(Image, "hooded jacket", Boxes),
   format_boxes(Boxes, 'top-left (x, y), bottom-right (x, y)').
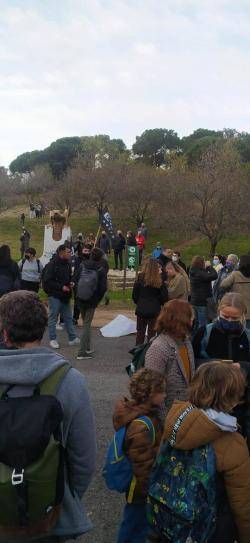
top-left (74, 259), bottom-right (107, 309)
top-left (0, 347), bottom-right (96, 538)
top-left (190, 266), bottom-right (218, 306)
top-left (221, 271), bottom-right (250, 319)
top-left (113, 399), bottom-right (162, 503)
top-left (163, 401), bottom-right (250, 543)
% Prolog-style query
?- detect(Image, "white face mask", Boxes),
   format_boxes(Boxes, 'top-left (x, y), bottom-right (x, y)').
top-left (172, 256), bottom-right (178, 263)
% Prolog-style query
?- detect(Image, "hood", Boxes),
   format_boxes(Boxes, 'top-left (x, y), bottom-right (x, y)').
top-left (83, 259), bottom-right (102, 271)
top-left (113, 398), bottom-right (156, 431)
top-left (0, 347), bottom-right (69, 386)
top-left (163, 401), bottom-right (226, 450)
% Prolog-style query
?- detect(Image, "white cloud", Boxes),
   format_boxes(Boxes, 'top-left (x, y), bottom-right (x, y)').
top-left (0, 0), bottom-right (250, 166)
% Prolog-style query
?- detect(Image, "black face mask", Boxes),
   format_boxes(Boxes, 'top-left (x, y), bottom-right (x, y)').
top-left (25, 255), bottom-right (30, 260)
top-left (218, 317), bottom-right (243, 335)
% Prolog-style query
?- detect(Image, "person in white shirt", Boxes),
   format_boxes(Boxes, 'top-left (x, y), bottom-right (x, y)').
top-left (19, 247), bottom-right (43, 293)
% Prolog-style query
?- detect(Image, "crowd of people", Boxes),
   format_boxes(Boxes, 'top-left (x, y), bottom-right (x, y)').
top-left (0, 224), bottom-right (249, 542)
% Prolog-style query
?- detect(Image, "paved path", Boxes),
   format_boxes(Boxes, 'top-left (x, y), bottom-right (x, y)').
top-left (44, 326), bottom-right (135, 543)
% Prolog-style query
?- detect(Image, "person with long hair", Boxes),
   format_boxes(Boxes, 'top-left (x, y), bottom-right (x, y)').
top-left (189, 255), bottom-right (217, 328)
top-left (193, 292), bottom-right (250, 448)
top-left (165, 261), bottom-right (190, 300)
top-left (132, 258), bottom-right (168, 345)
top-left (145, 299), bottom-right (195, 418)
top-left (0, 245), bottom-right (20, 298)
top-left (154, 362), bottom-right (250, 543)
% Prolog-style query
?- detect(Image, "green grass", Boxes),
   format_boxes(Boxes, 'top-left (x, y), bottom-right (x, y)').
top-left (0, 214), bottom-right (249, 285)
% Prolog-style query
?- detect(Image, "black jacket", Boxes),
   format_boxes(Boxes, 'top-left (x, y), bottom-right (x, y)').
top-left (193, 323), bottom-right (250, 444)
top-left (113, 235), bottom-right (126, 253)
top-left (0, 261), bottom-right (21, 296)
top-left (127, 234), bottom-right (137, 247)
top-left (157, 254), bottom-right (171, 269)
top-left (189, 266), bottom-right (217, 306)
top-left (97, 235), bottom-right (110, 254)
top-left (74, 259), bottom-right (107, 309)
top-left (132, 274), bottom-right (168, 319)
top-left (43, 255), bottom-right (72, 302)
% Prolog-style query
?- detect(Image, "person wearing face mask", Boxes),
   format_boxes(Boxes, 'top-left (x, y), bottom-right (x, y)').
top-left (19, 247), bottom-right (43, 293)
top-left (212, 254), bottom-right (226, 272)
top-left (212, 253), bottom-right (238, 304)
top-left (192, 292), bottom-right (250, 447)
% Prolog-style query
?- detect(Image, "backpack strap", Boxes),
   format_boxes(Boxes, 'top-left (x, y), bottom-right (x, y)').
top-left (133, 415), bottom-right (155, 446)
top-left (169, 405), bottom-right (195, 446)
top-left (200, 323), bottom-right (214, 359)
top-left (37, 259), bottom-right (41, 273)
top-left (20, 258), bottom-right (25, 273)
top-left (39, 363), bottom-right (71, 395)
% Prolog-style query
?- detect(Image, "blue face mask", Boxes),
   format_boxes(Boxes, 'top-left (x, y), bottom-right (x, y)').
top-left (219, 317), bottom-right (242, 334)
top-left (213, 259), bottom-right (219, 266)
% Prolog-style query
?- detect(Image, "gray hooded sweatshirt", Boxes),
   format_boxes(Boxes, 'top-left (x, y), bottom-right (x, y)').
top-left (0, 347), bottom-right (96, 539)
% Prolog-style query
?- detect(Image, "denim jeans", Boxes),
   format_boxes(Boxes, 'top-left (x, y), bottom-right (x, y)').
top-left (48, 297), bottom-right (76, 341)
top-left (78, 305), bottom-right (95, 355)
top-left (193, 305), bottom-right (208, 328)
top-left (117, 503), bottom-right (148, 543)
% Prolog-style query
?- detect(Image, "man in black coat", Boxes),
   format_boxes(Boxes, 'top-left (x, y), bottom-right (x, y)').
top-left (112, 230), bottom-right (126, 270)
top-left (43, 244), bottom-right (79, 349)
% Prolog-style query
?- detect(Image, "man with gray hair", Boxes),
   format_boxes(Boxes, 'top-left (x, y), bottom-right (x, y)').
top-left (213, 253), bottom-right (239, 303)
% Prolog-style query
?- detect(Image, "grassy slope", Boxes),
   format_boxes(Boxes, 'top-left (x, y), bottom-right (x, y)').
top-left (1, 214), bottom-right (248, 262)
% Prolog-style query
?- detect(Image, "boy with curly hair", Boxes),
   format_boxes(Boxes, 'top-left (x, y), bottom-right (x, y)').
top-left (113, 368), bottom-right (166, 543)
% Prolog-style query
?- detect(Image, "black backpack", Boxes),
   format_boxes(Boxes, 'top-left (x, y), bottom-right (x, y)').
top-left (0, 363), bottom-right (69, 540)
top-left (77, 264), bottom-right (98, 301)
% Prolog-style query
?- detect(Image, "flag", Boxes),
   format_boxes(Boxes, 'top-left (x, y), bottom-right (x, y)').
top-left (101, 210), bottom-right (115, 240)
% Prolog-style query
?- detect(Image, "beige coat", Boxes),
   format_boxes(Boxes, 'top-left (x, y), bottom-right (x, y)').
top-left (221, 271), bottom-right (250, 318)
top-left (167, 272), bottom-right (190, 300)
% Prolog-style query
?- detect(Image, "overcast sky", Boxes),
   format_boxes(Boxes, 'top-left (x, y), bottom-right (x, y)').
top-left (1, 0), bottom-right (250, 167)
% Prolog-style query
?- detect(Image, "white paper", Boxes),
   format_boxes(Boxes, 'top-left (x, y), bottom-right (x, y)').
top-left (100, 314), bottom-right (136, 337)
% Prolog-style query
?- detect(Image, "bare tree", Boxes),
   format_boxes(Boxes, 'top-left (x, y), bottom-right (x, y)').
top-left (184, 142), bottom-right (243, 255)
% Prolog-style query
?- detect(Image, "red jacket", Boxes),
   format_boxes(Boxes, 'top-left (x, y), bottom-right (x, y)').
top-left (136, 234), bottom-right (145, 250)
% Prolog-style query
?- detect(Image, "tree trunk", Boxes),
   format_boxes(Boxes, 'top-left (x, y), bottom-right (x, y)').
top-left (209, 238), bottom-right (218, 257)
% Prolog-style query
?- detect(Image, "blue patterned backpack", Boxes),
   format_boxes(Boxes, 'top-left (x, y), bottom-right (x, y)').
top-left (147, 405), bottom-right (217, 543)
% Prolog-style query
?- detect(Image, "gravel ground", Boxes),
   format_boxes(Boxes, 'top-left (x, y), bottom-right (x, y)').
top-left (44, 326), bottom-right (135, 543)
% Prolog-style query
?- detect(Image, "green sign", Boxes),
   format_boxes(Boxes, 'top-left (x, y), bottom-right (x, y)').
top-left (127, 245), bottom-right (139, 269)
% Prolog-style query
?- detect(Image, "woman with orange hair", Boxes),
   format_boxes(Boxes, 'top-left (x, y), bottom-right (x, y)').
top-left (145, 299), bottom-right (195, 418)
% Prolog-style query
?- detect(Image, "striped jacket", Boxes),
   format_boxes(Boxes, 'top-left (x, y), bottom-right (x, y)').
top-left (145, 333), bottom-right (195, 420)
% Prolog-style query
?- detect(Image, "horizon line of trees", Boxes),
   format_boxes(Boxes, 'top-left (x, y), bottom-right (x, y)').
top-left (8, 127), bottom-right (250, 176)
top-left (1, 129), bottom-right (250, 256)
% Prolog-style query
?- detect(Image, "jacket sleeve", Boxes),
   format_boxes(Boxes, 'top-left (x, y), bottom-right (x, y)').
top-left (43, 261), bottom-right (62, 292)
top-left (220, 272), bottom-right (235, 290)
top-left (197, 267), bottom-right (218, 283)
top-left (159, 283), bottom-right (168, 305)
top-left (132, 281), bottom-right (141, 304)
top-left (60, 372), bottom-right (96, 498)
top-left (96, 269), bottom-right (107, 303)
top-left (126, 419), bottom-right (155, 480)
top-left (220, 434), bottom-right (250, 543)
